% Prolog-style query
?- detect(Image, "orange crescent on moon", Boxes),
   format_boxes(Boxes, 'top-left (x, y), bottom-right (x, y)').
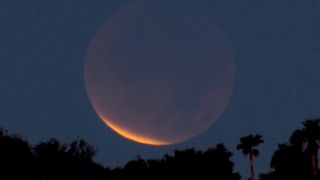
top-left (84, 1), bottom-right (235, 146)
top-left (98, 114), bottom-right (172, 146)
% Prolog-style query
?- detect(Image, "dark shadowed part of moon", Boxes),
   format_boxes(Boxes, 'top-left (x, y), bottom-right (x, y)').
top-left (84, 0), bottom-right (235, 145)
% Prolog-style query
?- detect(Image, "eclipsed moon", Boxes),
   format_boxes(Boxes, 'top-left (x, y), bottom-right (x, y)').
top-left (84, 1), bottom-right (235, 146)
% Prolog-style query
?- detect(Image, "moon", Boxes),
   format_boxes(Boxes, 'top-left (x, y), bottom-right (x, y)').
top-left (84, 1), bottom-right (235, 146)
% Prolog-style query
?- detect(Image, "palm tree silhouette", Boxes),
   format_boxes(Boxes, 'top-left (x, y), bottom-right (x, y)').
top-left (237, 134), bottom-right (264, 180)
top-left (300, 119), bottom-right (320, 180)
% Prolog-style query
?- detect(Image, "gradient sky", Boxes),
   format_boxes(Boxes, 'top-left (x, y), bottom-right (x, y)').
top-left (1, 0), bottom-right (320, 178)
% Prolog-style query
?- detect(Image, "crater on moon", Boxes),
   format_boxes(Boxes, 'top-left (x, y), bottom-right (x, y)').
top-left (84, 1), bottom-right (235, 146)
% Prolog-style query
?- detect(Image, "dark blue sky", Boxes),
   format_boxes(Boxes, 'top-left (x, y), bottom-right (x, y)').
top-left (1, 0), bottom-right (320, 178)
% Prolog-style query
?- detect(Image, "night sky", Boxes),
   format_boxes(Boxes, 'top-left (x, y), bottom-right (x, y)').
top-left (1, 0), bottom-right (320, 178)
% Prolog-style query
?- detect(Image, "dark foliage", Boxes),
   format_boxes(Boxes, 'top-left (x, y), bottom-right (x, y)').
top-left (260, 118), bottom-right (320, 180)
top-left (0, 127), bottom-right (240, 180)
top-left (0, 128), bottom-right (108, 180)
top-left (1, 117), bottom-right (320, 180)
top-left (237, 134), bottom-right (264, 156)
top-left (0, 128), bottom-right (33, 179)
top-left (260, 143), bottom-right (312, 180)
top-left (237, 134), bottom-right (264, 180)
top-left (109, 143), bottom-right (240, 180)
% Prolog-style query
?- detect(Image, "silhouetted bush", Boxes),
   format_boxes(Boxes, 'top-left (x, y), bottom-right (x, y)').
top-left (0, 128), bottom-right (108, 180)
top-left (0, 128), bottom-right (33, 179)
top-left (110, 144), bottom-right (241, 180)
top-left (1, 117), bottom-right (320, 180)
top-left (260, 119), bottom-right (320, 180)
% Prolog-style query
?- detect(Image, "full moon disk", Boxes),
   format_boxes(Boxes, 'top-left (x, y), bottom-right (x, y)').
top-left (84, 1), bottom-right (235, 146)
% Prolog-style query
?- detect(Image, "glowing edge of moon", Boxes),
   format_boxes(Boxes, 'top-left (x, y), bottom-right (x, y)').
top-left (96, 113), bottom-right (174, 146)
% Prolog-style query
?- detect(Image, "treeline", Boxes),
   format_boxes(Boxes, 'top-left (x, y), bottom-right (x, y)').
top-left (0, 118), bottom-right (319, 180)
top-left (260, 119), bottom-right (320, 180)
top-left (0, 128), bottom-right (107, 179)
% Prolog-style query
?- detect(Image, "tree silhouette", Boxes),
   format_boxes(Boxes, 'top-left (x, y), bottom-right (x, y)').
top-left (0, 127), bottom-right (108, 179)
top-left (260, 119), bottom-right (320, 180)
top-left (0, 128), bottom-right (33, 179)
top-left (110, 144), bottom-right (241, 180)
top-left (34, 138), bottom-right (108, 179)
top-left (4, 117), bottom-right (320, 180)
top-left (0, 127), bottom-right (241, 179)
top-left (237, 134), bottom-right (264, 180)
top-left (68, 138), bottom-right (96, 160)
top-left (260, 143), bottom-right (311, 180)
top-left (300, 119), bottom-right (320, 180)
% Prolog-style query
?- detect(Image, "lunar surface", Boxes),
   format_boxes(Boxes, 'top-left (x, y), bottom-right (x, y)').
top-left (84, 1), bottom-right (235, 145)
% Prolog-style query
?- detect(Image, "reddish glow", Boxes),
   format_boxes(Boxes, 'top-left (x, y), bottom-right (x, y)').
top-left (84, 0), bottom-right (235, 146)
top-left (99, 115), bottom-right (172, 146)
